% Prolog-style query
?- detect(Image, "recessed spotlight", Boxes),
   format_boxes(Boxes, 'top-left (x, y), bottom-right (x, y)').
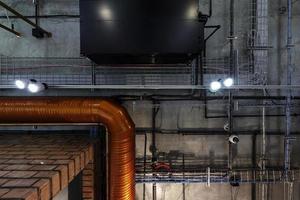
top-left (100, 6), bottom-right (112, 20)
top-left (210, 81), bottom-right (222, 92)
top-left (15, 79), bottom-right (28, 90)
top-left (28, 83), bottom-right (39, 93)
top-left (27, 79), bottom-right (47, 93)
top-left (223, 78), bottom-right (234, 88)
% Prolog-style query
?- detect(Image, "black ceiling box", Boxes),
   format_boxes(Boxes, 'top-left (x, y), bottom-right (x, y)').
top-left (80, 0), bottom-right (206, 64)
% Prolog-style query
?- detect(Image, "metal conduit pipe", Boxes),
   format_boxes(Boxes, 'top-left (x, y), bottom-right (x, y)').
top-left (0, 98), bottom-right (135, 200)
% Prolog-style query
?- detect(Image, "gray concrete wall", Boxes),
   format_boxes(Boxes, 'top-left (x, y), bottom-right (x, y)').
top-left (0, 0), bottom-right (299, 199)
top-left (0, 0), bottom-right (80, 57)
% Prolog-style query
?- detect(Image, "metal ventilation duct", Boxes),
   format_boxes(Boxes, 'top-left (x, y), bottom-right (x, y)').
top-left (80, 0), bottom-right (205, 64)
top-left (0, 98), bottom-right (135, 200)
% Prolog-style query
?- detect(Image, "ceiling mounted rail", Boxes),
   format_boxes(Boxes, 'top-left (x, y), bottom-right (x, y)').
top-left (0, 23), bottom-right (21, 37)
top-left (3, 84), bottom-right (300, 90)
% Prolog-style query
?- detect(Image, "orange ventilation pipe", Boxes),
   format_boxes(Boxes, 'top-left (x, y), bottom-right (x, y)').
top-left (0, 98), bottom-right (135, 200)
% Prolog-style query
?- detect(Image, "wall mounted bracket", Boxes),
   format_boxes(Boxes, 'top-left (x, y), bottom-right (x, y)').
top-left (0, 1), bottom-right (51, 38)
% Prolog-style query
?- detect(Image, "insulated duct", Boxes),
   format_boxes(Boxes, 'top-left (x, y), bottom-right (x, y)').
top-left (0, 98), bottom-right (135, 200)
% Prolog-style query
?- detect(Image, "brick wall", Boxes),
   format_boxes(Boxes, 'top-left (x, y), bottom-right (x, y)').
top-left (0, 134), bottom-right (94, 200)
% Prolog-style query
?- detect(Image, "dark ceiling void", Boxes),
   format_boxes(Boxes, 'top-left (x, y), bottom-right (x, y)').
top-left (80, 0), bottom-right (207, 65)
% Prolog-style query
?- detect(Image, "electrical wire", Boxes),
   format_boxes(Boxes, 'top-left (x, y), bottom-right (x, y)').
top-left (0, 14), bottom-right (79, 19)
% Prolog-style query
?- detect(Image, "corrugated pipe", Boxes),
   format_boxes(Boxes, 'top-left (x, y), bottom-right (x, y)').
top-left (0, 98), bottom-right (135, 200)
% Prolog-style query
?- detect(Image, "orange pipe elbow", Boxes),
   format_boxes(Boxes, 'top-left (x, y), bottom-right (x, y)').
top-left (0, 98), bottom-right (135, 200)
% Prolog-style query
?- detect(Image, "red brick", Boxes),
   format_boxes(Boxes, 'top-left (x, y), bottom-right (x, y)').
top-left (80, 151), bottom-right (86, 169)
top-left (83, 192), bottom-right (94, 199)
top-left (72, 156), bottom-right (81, 175)
top-left (33, 179), bottom-right (51, 200)
top-left (0, 165), bottom-right (9, 170)
top-left (83, 169), bottom-right (93, 176)
top-left (30, 165), bottom-right (57, 171)
top-left (0, 155), bottom-right (26, 159)
top-left (30, 159), bottom-right (55, 165)
top-left (49, 155), bottom-right (71, 160)
top-left (0, 171), bottom-right (10, 177)
top-left (34, 171), bottom-right (61, 197)
top-left (82, 175), bottom-right (93, 181)
top-left (3, 178), bottom-right (38, 187)
top-left (0, 179), bottom-right (9, 185)
top-left (4, 171), bottom-right (37, 178)
top-left (0, 159), bottom-right (8, 164)
top-left (27, 155), bottom-right (49, 159)
top-left (1, 188), bottom-right (38, 200)
top-left (55, 165), bottom-right (68, 189)
top-left (0, 135), bottom-right (93, 200)
top-left (5, 159), bottom-right (30, 164)
top-left (6, 151), bottom-right (25, 155)
top-left (4, 164), bottom-right (33, 171)
top-left (0, 188), bottom-right (9, 196)
top-left (82, 186), bottom-right (94, 193)
top-left (82, 181), bottom-right (93, 187)
top-left (27, 151), bottom-right (49, 155)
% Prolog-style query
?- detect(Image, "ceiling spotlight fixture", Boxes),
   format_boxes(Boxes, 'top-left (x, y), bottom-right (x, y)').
top-left (15, 79), bottom-right (48, 93)
top-left (15, 79), bottom-right (28, 90)
top-left (100, 6), bottom-right (112, 20)
top-left (209, 80), bottom-right (222, 92)
top-left (27, 79), bottom-right (47, 93)
top-left (223, 78), bottom-right (234, 88)
top-left (28, 82), bottom-right (39, 93)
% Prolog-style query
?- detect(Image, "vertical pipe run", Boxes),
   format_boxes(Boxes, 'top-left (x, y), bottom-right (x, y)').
top-left (152, 184), bottom-right (157, 200)
top-left (151, 101), bottom-right (158, 163)
top-left (261, 90), bottom-right (266, 200)
top-left (249, 0), bottom-right (257, 74)
top-left (182, 153), bottom-right (186, 200)
top-left (34, 0), bottom-right (39, 25)
top-left (252, 133), bottom-right (257, 200)
top-left (228, 0), bottom-right (235, 171)
top-left (151, 100), bottom-right (159, 200)
top-left (143, 133), bottom-right (147, 200)
top-left (284, 0), bottom-right (293, 180)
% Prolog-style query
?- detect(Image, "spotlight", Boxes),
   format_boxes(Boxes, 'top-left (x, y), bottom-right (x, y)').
top-left (27, 79), bottom-right (47, 93)
top-left (15, 79), bottom-right (28, 89)
top-left (229, 135), bottom-right (239, 144)
top-left (28, 82), bottom-right (39, 93)
top-left (210, 81), bottom-right (222, 92)
top-left (100, 6), bottom-right (112, 20)
top-left (223, 78), bottom-right (234, 88)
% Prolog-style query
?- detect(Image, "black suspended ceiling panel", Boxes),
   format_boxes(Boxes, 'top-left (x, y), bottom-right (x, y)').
top-left (80, 0), bottom-right (205, 64)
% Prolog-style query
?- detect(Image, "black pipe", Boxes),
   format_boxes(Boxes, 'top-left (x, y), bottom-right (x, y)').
top-left (0, 14), bottom-right (80, 19)
top-left (0, 23), bottom-right (21, 37)
top-left (116, 95), bottom-right (300, 101)
top-left (118, 95), bottom-right (300, 118)
top-left (194, 57), bottom-right (199, 86)
top-left (251, 133), bottom-right (257, 200)
top-left (228, 0), bottom-right (235, 172)
top-left (151, 100), bottom-right (159, 200)
top-left (135, 128), bottom-right (300, 136)
top-left (249, 0), bottom-right (257, 74)
top-left (208, 0), bottom-right (213, 17)
top-left (204, 25), bottom-right (221, 42)
top-left (34, 0), bottom-right (39, 25)
top-left (182, 153), bottom-right (185, 200)
top-left (205, 113), bottom-right (300, 118)
top-left (151, 100), bottom-right (159, 163)
top-left (143, 133), bottom-right (147, 200)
